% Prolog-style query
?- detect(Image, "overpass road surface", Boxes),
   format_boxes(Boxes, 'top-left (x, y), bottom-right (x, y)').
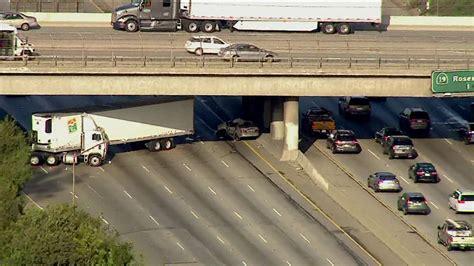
top-left (18, 27), bottom-right (474, 59)
top-left (302, 96), bottom-right (474, 265)
top-left (1, 95), bottom-right (377, 265)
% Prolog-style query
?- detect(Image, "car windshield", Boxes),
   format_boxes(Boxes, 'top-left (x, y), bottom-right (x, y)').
top-left (411, 111), bottom-right (429, 119)
top-left (385, 128), bottom-right (402, 135)
top-left (379, 174), bottom-right (396, 180)
top-left (408, 196), bottom-right (425, 202)
top-left (418, 164), bottom-right (435, 171)
top-left (393, 138), bottom-right (413, 145)
top-left (448, 223), bottom-right (471, 231)
top-left (241, 121), bottom-right (255, 127)
top-left (349, 98), bottom-right (369, 105)
top-left (460, 195), bottom-right (474, 201)
top-left (337, 135), bottom-right (355, 141)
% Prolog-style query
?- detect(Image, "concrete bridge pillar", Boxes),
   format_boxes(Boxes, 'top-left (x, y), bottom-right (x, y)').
top-left (281, 97), bottom-right (299, 161)
top-left (270, 97), bottom-right (284, 140)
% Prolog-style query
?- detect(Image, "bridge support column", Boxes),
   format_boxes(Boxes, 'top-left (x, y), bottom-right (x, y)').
top-left (282, 97), bottom-right (299, 161)
top-left (270, 97), bottom-right (284, 140)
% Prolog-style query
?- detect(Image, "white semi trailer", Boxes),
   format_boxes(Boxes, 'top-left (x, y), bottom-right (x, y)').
top-left (112, 0), bottom-right (382, 34)
top-left (29, 98), bottom-right (194, 167)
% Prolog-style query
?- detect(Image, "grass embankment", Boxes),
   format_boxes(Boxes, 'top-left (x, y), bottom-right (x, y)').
top-left (424, 0), bottom-right (474, 16)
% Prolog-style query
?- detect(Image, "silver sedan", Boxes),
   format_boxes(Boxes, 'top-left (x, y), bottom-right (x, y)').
top-left (218, 43), bottom-right (277, 62)
top-left (0, 12), bottom-right (40, 31)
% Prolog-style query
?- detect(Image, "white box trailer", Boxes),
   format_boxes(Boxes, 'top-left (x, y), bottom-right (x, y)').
top-left (112, 0), bottom-right (381, 33)
top-left (30, 98), bottom-right (194, 167)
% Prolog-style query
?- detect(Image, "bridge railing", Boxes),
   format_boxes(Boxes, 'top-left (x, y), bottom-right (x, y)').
top-left (0, 55), bottom-right (471, 71)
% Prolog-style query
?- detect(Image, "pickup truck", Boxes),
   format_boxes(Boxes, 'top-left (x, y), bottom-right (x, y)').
top-left (302, 107), bottom-right (336, 136)
top-left (437, 219), bottom-right (474, 251)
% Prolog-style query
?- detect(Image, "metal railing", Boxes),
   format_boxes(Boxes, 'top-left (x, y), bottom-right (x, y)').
top-left (0, 55), bottom-right (471, 71)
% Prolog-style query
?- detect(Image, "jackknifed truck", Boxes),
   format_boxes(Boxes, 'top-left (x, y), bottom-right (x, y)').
top-left (29, 98), bottom-right (194, 167)
top-left (112, 0), bottom-right (382, 34)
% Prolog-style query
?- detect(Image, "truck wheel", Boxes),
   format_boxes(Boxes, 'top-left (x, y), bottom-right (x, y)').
top-left (148, 140), bottom-right (162, 152)
top-left (125, 20), bottom-right (139, 32)
top-left (195, 48), bottom-right (203, 56)
top-left (161, 138), bottom-right (174, 150)
top-left (30, 153), bottom-right (43, 166)
top-left (265, 55), bottom-right (274, 62)
top-left (321, 23), bottom-right (336, 34)
top-left (20, 23), bottom-right (30, 31)
top-left (336, 23), bottom-right (351, 34)
top-left (45, 154), bottom-right (60, 166)
top-left (184, 20), bottom-right (200, 33)
top-left (201, 21), bottom-right (216, 33)
top-left (88, 154), bottom-right (103, 167)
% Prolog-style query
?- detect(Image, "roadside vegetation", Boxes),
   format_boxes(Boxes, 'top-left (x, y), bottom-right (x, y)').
top-left (411, 0), bottom-right (474, 16)
top-left (0, 117), bottom-right (138, 264)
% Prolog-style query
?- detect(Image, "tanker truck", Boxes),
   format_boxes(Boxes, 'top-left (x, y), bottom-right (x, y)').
top-left (111, 0), bottom-right (382, 34)
top-left (29, 98), bottom-right (194, 167)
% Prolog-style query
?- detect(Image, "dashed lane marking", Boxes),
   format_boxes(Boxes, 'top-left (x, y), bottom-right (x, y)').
top-left (98, 167), bottom-right (105, 172)
top-left (124, 190), bottom-right (133, 199)
top-left (216, 236), bottom-right (225, 244)
top-left (367, 149), bottom-right (381, 160)
top-left (273, 208), bottom-right (282, 217)
top-left (398, 175), bottom-right (410, 184)
top-left (208, 187), bottom-right (217, 195)
top-left (149, 215), bottom-right (160, 226)
top-left (101, 218), bottom-right (109, 225)
top-left (247, 184), bottom-right (255, 192)
top-left (22, 192), bottom-right (43, 210)
top-left (443, 174), bottom-right (454, 183)
top-left (299, 233), bottom-right (311, 244)
top-left (141, 165), bottom-right (151, 173)
top-left (183, 163), bottom-right (192, 171)
top-left (164, 186), bottom-right (173, 194)
top-left (69, 191), bottom-right (78, 199)
top-left (40, 167), bottom-right (48, 174)
top-left (444, 138), bottom-right (453, 145)
top-left (258, 234), bottom-right (267, 243)
top-left (430, 201), bottom-right (440, 209)
top-left (86, 184), bottom-right (103, 199)
top-left (233, 211), bottom-right (243, 220)
top-left (176, 242), bottom-right (185, 250)
top-left (326, 258), bottom-right (335, 266)
top-left (190, 210), bottom-right (199, 219)
top-left (221, 160), bottom-right (230, 168)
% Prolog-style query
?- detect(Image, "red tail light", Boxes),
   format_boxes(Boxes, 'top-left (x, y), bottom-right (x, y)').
top-left (416, 171), bottom-right (424, 175)
top-left (352, 140), bottom-right (359, 144)
top-left (335, 140), bottom-right (343, 145)
top-left (458, 200), bottom-right (465, 204)
top-left (409, 119), bottom-right (418, 123)
top-left (432, 171), bottom-right (438, 175)
top-left (407, 200), bottom-right (412, 204)
top-left (384, 136), bottom-right (388, 141)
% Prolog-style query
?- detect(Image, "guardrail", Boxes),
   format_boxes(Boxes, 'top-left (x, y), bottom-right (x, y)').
top-left (0, 55), bottom-right (471, 70)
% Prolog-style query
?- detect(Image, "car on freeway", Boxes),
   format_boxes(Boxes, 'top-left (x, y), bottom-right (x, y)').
top-left (184, 36), bottom-right (230, 56)
top-left (437, 219), bottom-right (474, 251)
top-left (218, 43), bottom-right (277, 62)
top-left (399, 107), bottom-right (431, 135)
top-left (301, 106), bottom-right (336, 136)
top-left (367, 172), bottom-right (402, 192)
top-left (374, 127), bottom-right (403, 146)
top-left (382, 135), bottom-right (418, 159)
top-left (338, 96), bottom-right (371, 119)
top-left (448, 189), bottom-right (474, 213)
top-left (326, 129), bottom-right (361, 154)
top-left (0, 12), bottom-right (39, 31)
top-left (216, 118), bottom-right (260, 140)
top-left (458, 122), bottom-right (474, 145)
top-left (397, 192), bottom-right (431, 215)
top-left (408, 162), bottom-right (440, 183)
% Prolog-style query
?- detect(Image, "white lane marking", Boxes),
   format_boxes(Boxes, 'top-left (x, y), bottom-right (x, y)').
top-left (86, 184), bottom-right (103, 199)
top-left (216, 236), bottom-right (225, 244)
top-left (471, 160), bottom-right (474, 164)
top-left (69, 191), bottom-right (78, 199)
top-left (200, 140), bottom-right (205, 144)
top-left (398, 175), bottom-right (410, 184)
top-left (221, 160), bottom-right (230, 168)
top-left (443, 174), bottom-right (454, 183)
top-left (176, 242), bottom-right (185, 250)
top-left (22, 192), bottom-right (43, 210)
top-left (273, 208), bottom-right (282, 217)
top-left (141, 165), bottom-right (150, 173)
top-left (233, 211), bottom-right (243, 220)
top-left (458, 105), bottom-right (466, 110)
top-left (258, 234), bottom-right (268, 243)
top-left (367, 149), bottom-right (380, 160)
top-left (242, 261), bottom-right (247, 266)
top-left (183, 163), bottom-right (192, 171)
top-left (444, 138), bottom-right (453, 145)
top-left (123, 190), bottom-right (133, 199)
top-left (40, 167), bottom-right (48, 174)
top-left (164, 185), bottom-right (173, 194)
top-left (430, 201), bottom-right (440, 209)
top-left (286, 261), bottom-right (292, 266)
top-left (208, 187), bottom-right (217, 195)
top-left (247, 184), bottom-right (255, 192)
top-left (190, 210), bottom-right (199, 219)
top-left (326, 258), bottom-right (335, 266)
top-left (300, 233), bottom-right (311, 244)
top-left (101, 218), bottom-right (109, 225)
top-left (98, 167), bottom-right (105, 172)
top-left (149, 215), bottom-right (160, 226)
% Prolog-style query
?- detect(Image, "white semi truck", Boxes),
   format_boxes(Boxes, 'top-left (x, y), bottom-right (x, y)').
top-left (0, 23), bottom-right (35, 58)
top-left (29, 98), bottom-right (194, 167)
top-left (112, 0), bottom-right (382, 34)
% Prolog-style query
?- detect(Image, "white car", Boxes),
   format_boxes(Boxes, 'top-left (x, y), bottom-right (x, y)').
top-left (184, 36), bottom-right (229, 56)
top-left (449, 189), bottom-right (474, 213)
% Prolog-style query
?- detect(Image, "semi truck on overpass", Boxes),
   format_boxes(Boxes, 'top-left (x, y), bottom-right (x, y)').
top-left (111, 0), bottom-right (382, 34)
top-left (29, 98), bottom-right (194, 167)
top-left (0, 23), bottom-right (35, 58)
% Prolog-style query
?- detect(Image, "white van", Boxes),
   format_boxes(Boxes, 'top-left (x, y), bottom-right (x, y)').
top-left (449, 189), bottom-right (474, 213)
top-left (0, 23), bottom-right (35, 58)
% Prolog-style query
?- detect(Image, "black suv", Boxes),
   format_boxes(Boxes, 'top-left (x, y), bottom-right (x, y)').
top-left (458, 122), bottom-right (474, 145)
top-left (326, 129), bottom-right (362, 154)
top-left (408, 162), bottom-right (440, 183)
top-left (383, 135), bottom-right (417, 159)
top-left (399, 107), bottom-right (430, 135)
top-left (338, 96), bottom-right (371, 118)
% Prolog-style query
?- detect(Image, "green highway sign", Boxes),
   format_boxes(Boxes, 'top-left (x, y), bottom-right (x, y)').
top-left (432, 70), bottom-right (474, 93)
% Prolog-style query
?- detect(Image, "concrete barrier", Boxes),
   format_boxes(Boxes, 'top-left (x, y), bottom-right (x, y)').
top-left (22, 12), bottom-right (474, 28)
top-left (295, 151), bottom-right (330, 190)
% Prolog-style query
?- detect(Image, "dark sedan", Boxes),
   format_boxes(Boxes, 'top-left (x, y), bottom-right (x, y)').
top-left (408, 162), bottom-right (440, 183)
top-left (218, 43), bottom-right (277, 62)
top-left (374, 127), bottom-right (403, 146)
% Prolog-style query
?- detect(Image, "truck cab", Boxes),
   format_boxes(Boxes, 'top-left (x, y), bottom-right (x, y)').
top-left (112, 0), bottom-right (181, 32)
top-left (0, 23), bottom-right (35, 57)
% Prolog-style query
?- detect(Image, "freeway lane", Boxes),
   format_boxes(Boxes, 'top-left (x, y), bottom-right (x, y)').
top-left (1, 95), bottom-right (368, 265)
top-left (302, 96), bottom-right (474, 265)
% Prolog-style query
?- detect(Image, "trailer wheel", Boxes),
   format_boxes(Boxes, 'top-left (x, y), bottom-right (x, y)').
top-left (184, 20), bottom-right (200, 33)
top-left (148, 140), bottom-right (162, 152)
top-left (125, 20), bottom-right (139, 32)
top-left (30, 153), bottom-right (43, 166)
top-left (161, 138), bottom-right (174, 150)
top-left (201, 21), bottom-right (216, 33)
top-left (337, 23), bottom-right (351, 34)
top-left (46, 154), bottom-right (60, 166)
top-left (321, 23), bottom-right (336, 34)
top-left (88, 154), bottom-right (103, 167)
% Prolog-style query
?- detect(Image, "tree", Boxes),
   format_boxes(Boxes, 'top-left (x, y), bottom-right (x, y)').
top-left (0, 116), bottom-right (31, 229)
top-left (0, 204), bottom-right (136, 264)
